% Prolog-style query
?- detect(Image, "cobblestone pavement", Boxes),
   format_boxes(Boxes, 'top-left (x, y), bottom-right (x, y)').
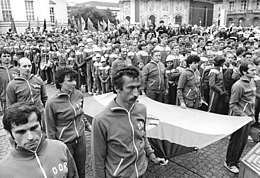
top-left (0, 85), bottom-right (257, 178)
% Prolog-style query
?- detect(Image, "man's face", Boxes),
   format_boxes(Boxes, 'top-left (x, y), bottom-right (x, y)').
top-left (0, 52), bottom-right (11, 64)
top-left (10, 112), bottom-right (41, 151)
top-left (172, 46), bottom-right (179, 53)
top-left (117, 76), bottom-right (141, 106)
top-left (152, 51), bottom-right (161, 63)
top-left (160, 36), bottom-right (168, 45)
top-left (121, 48), bottom-right (128, 58)
top-left (245, 64), bottom-right (256, 79)
top-left (225, 53), bottom-right (235, 63)
top-left (190, 61), bottom-right (199, 71)
top-left (19, 58), bottom-right (32, 77)
top-left (244, 54), bottom-right (252, 61)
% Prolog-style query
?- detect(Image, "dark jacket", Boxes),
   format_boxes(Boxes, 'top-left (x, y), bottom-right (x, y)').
top-left (0, 65), bottom-right (18, 102)
top-left (6, 75), bottom-right (48, 112)
top-left (0, 134), bottom-right (79, 178)
top-left (92, 99), bottom-right (154, 178)
top-left (45, 89), bottom-right (85, 143)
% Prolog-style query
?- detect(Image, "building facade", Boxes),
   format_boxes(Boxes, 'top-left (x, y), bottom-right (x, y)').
top-left (222, 0), bottom-right (260, 27)
top-left (119, 0), bottom-right (221, 27)
top-left (0, 0), bottom-right (68, 34)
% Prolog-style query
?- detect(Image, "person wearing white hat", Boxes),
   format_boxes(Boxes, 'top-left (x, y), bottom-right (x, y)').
top-left (98, 56), bottom-right (111, 94)
top-left (83, 41), bottom-right (95, 95)
top-left (76, 42), bottom-right (86, 90)
top-left (165, 55), bottom-right (181, 105)
top-left (92, 53), bottom-right (102, 95)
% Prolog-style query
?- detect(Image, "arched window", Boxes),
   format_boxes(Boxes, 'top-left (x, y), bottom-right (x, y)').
top-left (175, 15), bottom-right (182, 25)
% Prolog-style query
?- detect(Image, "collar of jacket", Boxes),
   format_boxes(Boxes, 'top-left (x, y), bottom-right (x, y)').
top-left (240, 75), bottom-right (252, 83)
top-left (14, 74), bottom-right (34, 81)
top-left (0, 65), bottom-right (15, 70)
top-left (185, 68), bottom-right (195, 74)
top-left (109, 97), bottom-right (138, 112)
top-left (12, 133), bottom-right (47, 159)
top-left (56, 89), bottom-right (75, 97)
top-left (150, 60), bottom-right (160, 65)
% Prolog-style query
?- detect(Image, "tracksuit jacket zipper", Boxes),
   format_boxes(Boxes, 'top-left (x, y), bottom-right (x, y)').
top-left (58, 94), bottom-right (79, 140)
top-left (68, 94), bottom-right (79, 138)
top-left (157, 63), bottom-right (162, 92)
top-left (26, 80), bottom-right (35, 103)
top-left (112, 104), bottom-right (139, 177)
top-left (35, 153), bottom-right (48, 178)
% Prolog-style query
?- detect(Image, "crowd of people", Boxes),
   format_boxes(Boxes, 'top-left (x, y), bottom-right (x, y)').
top-left (0, 20), bottom-right (260, 176)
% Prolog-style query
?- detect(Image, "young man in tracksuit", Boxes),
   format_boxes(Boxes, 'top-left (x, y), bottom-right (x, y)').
top-left (0, 102), bottom-right (79, 178)
top-left (224, 61), bottom-right (256, 174)
top-left (208, 56), bottom-right (228, 114)
top-left (6, 57), bottom-right (48, 130)
top-left (92, 66), bottom-right (167, 178)
top-left (0, 49), bottom-right (18, 115)
top-left (141, 50), bottom-right (168, 103)
top-left (177, 55), bottom-right (201, 109)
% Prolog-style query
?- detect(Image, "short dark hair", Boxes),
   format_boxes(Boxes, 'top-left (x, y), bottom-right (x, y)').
top-left (3, 102), bottom-right (41, 134)
top-left (0, 49), bottom-right (11, 57)
top-left (243, 51), bottom-right (252, 58)
top-left (213, 56), bottom-right (226, 67)
top-left (239, 61), bottom-right (255, 75)
top-left (112, 66), bottom-right (140, 93)
top-left (151, 50), bottom-right (161, 57)
top-left (55, 67), bottom-right (78, 89)
top-left (186, 55), bottom-right (200, 67)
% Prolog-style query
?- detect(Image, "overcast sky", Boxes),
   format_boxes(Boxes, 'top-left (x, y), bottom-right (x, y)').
top-left (67, 0), bottom-right (119, 3)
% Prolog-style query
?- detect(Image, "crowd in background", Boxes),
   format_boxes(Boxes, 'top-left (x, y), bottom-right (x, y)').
top-left (1, 21), bottom-right (260, 118)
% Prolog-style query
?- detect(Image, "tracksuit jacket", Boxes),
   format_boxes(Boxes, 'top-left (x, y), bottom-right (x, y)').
top-left (45, 89), bottom-right (85, 143)
top-left (229, 76), bottom-right (255, 117)
top-left (0, 65), bottom-right (18, 102)
top-left (177, 68), bottom-right (200, 104)
top-left (92, 99), bottom-right (154, 178)
top-left (6, 74), bottom-right (48, 112)
top-left (0, 134), bottom-right (79, 178)
top-left (141, 60), bottom-right (168, 92)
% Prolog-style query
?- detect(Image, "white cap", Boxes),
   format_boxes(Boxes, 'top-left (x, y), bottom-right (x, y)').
top-left (87, 38), bottom-right (93, 43)
top-left (78, 42), bottom-right (84, 47)
top-left (100, 56), bottom-right (106, 62)
top-left (127, 51), bottom-right (135, 56)
top-left (166, 55), bottom-right (174, 62)
top-left (96, 53), bottom-right (101, 58)
top-left (93, 47), bottom-right (102, 52)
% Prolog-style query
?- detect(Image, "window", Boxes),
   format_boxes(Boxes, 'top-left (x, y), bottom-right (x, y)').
top-left (1, 0), bottom-right (12, 21)
top-left (241, 0), bottom-right (247, 10)
top-left (257, 0), bottom-right (260, 9)
top-left (25, 0), bottom-right (34, 21)
top-left (50, 7), bottom-right (55, 23)
top-left (229, 1), bottom-right (234, 11)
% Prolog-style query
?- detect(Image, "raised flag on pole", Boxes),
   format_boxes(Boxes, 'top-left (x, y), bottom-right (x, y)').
top-left (43, 19), bottom-right (47, 32)
top-left (107, 19), bottom-right (111, 31)
top-left (97, 20), bottom-right (102, 32)
top-left (36, 17), bottom-right (40, 28)
top-left (55, 19), bottom-right (58, 28)
top-left (77, 18), bottom-right (81, 32)
top-left (81, 17), bottom-right (85, 31)
top-left (102, 19), bottom-right (107, 31)
top-left (28, 20), bottom-right (31, 30)
top-left (11, 16), bottom-right (17, 33)
top-left (87, 18), bottom-right (96, 32)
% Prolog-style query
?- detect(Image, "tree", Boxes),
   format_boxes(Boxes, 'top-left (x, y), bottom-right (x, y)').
top-left (71, 6), bottom-right (116, 31)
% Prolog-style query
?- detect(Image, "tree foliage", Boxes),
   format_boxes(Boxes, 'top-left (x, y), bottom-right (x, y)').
top-left (71, 6), bottom-right (116, 30)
